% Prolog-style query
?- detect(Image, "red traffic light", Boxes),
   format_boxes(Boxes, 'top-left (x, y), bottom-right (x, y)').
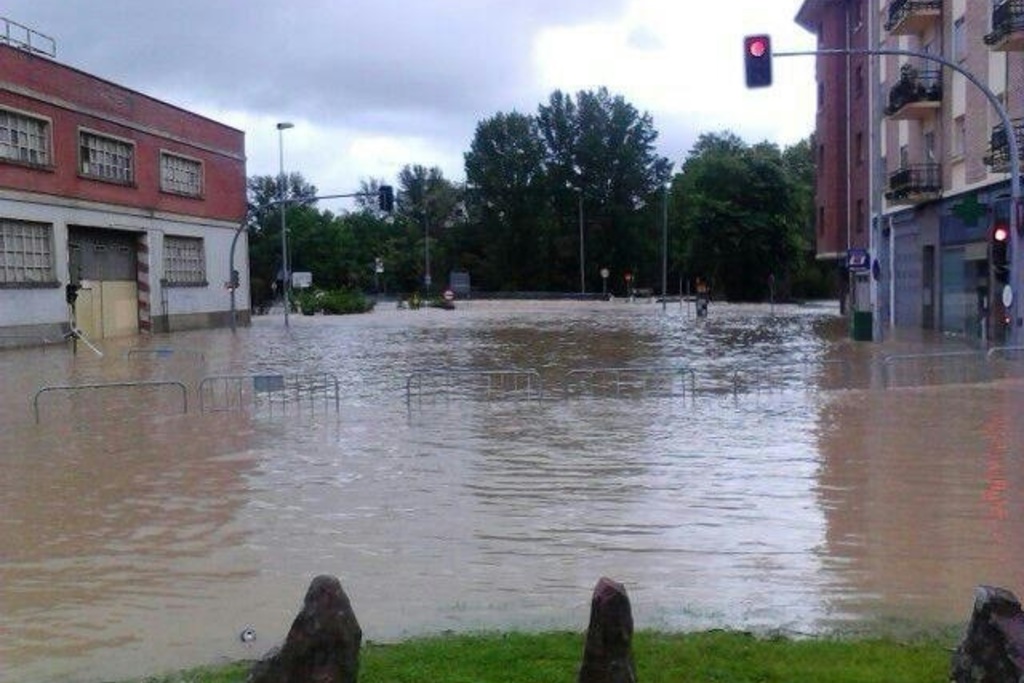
top-left (747, 36), bottom-right (768, 58)
top-left (994, 224), bottom-right (1009, 242)
top-left (743, 34), bottom-right (773, 88)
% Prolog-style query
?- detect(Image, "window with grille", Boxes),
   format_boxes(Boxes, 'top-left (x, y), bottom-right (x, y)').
top-left (0, 108), bottom-right (51, 166)
top-left (79, 130), bottom-right (134, 184)
top-left (160, 152), bottom-right (203, 197)
top-left (0, 219), bottom-right (55, 285)
top-left (163, 235), bottom-right (206, 286)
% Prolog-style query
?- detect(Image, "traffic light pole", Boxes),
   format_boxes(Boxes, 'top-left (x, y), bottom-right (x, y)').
top-left (775, 47), bottom-right (1022, 345)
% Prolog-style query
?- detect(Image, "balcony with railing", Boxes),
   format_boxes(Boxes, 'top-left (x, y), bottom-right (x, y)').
top-left (983, 118), bottom-right (1024, 173)
top-left (884, 0), bottom-right (942, 35)
top-left (984, 0), bottom-right (1024, 50)
top-left (885, 163), bottom-right (942, 204)
top-left (884, 64), bottom-right (942, 119)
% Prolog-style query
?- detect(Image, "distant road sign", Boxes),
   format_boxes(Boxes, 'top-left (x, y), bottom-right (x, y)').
top-left (847, 248), bottom-right (870, 272)
top-left (449, 270), bottom-right (471, 296)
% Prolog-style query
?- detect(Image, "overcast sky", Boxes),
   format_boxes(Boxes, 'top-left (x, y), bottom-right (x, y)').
top-left (3, 1), bottom-right (818, 210)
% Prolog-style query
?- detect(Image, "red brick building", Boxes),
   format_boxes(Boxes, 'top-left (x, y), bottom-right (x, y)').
top-left (0, 24), bottom-right (248, 345)
top-left (797, 0), bottom-right (1024, 343)
top-left (796, 0), bottom-right (874, 323)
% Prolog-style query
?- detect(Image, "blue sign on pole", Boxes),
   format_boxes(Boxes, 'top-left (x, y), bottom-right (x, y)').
top-left (847, 248), bottom-right (870, 272)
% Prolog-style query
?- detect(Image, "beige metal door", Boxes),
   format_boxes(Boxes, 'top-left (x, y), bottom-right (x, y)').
top-left (68, 227), bottom-right (139, 339)
top-left (72, 280), bottom-right (139, 339)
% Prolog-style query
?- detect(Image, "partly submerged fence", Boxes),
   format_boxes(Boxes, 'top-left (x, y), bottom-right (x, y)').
top-left (405, 369), bottom-right (543, 405)
top-left (126, 347), bottom-right (206, 362)
top-left (564, 366), bottom-right (696, 399)
top-left (883, 346), bottom-right (1024, 388)
top-left (33, 380), bottom-right (189, 424)
top-left (30, 373), bottom-right (340, 423)
top-left (24, 346), bottom-right (1024, 424)
top-left (199, 373), bottom-right (341, 414)
top-left (404, 359), bottom-right (858, 403)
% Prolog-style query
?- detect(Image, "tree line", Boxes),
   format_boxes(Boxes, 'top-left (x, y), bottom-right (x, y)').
top-left (246, 87), bottom-right (835, 308)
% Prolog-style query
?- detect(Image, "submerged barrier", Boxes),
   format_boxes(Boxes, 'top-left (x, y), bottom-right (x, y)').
top-left (32, 380), bottom-right (188, 424)
top-left (199, 373), bottom-right (341, 414)
top-left (405, 368), bottom-right (543, 405)
top-left (882, 347), bottom-right (1024, 388)
top-left (23, 345), bottom-right (1024, 424)
top-left (564, 366), bottom-right (696, 399)
top-left (126, 347), bottom-right (206, 362)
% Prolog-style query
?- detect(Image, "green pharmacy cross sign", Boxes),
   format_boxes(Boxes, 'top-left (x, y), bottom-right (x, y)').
top-left (951, 194), bottom-right (987, 227)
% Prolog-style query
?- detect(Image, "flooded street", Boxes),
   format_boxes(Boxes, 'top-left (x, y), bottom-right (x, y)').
top-left (2, 299), bottom-right (1023, 683)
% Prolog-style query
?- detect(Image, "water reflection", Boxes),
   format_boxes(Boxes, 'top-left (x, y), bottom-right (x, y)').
top-left (1, 300), bottom-right (1020, 682)
top-left (815, 383), bottom-right (1024, 627)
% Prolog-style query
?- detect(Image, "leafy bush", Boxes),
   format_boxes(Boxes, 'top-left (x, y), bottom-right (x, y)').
top-left (293, 288), bottom-right (375, 315)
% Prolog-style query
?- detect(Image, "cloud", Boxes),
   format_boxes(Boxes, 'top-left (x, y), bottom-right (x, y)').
top-left (1, 0), bottom-right (816, 200)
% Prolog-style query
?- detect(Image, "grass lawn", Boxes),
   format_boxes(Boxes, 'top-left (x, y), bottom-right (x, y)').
top-left (125, 629), bottom-right (954, 683)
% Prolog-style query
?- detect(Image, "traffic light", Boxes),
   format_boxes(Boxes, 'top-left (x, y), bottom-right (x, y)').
top-left (992, 223), bottom-right (1010, 285)
top-left (378, 185), bottom-right (394, 213)
top-left (744, 34), bottom-right (772, 88)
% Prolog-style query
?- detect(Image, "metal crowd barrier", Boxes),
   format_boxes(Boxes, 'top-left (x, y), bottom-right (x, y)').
top-left (198, 373), bottom-right (341, 414)
top-left (986, 345), bottom-right (1024, 362)
top-left (0, 335), bottom-right (56, 349)
top-left (405, 368), bottom-right (543, 404)
top-left (564, 366), bottom-right (696, 399)
top-left (882, 350), bottom-right (989, 388)
top-left (126, 348), bottom-right (206, 362)
top-left (32, 380), bottom-right (189, 423)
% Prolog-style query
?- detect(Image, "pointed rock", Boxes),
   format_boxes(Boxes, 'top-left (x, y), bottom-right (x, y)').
top-left (578, 576), bottom-right (637, 683)
top-left (951, 585), bottom-right (1024, 683)
top-left (248, 574), bottom-right (362, 683)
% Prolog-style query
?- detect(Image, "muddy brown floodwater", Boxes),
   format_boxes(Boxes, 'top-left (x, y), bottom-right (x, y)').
top-left (1, 300), bottom-right (1023, 683)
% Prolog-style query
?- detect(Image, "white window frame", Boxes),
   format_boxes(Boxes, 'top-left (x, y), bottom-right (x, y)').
top-left (0, 107), bottom-right (52, 167)
top-left (79, 128), bottom-right (135, 185)
top-left (0, 219), bottom-right (55, 285)
top-left (160, 150), bottom-right (204, 197)
top-left (163, 235), bottom-right (206, 286)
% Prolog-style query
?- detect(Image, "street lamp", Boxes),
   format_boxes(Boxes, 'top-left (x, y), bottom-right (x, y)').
top-left (577, 190), bottom-right (585, 295)
top-left (276, 121), bottom-right (294, 327)
top-left (661, 184), bottom-right (669, 312)
top-left (423, 213), bottom-right (431, 294)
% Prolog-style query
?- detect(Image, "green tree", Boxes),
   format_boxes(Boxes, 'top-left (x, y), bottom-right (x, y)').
top-left (395, 164), bottom-right (462, 293)
top-left (246, 173), bottom-right (317, 307)
top-left (464, 111), bottom-right (554, 289)
top-left (537, 87), bottom-right (672, 292)
top-left (673, 131), bottom-right (803, 301)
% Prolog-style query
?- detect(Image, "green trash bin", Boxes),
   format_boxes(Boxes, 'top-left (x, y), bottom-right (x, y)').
top-left (852, 310), bottom-right (873, 341)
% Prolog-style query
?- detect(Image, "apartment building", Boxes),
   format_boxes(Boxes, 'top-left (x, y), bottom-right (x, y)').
top-left (796, 0), bottom-right (1023, 344)
top-left (0, 21), bottom-right (248, 347)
